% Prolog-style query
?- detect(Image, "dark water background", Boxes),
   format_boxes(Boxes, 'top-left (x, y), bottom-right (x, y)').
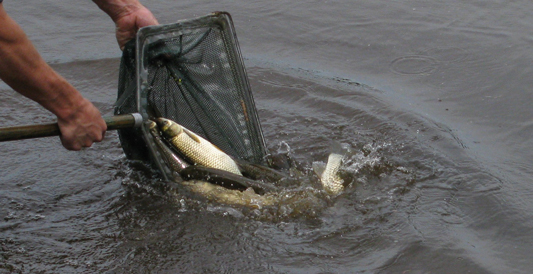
top-left (1, 0), bottom-right (532, 273)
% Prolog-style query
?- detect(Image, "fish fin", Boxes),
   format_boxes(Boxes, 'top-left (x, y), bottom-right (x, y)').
top-left (312, 161), bottom-right (326, 178)
top-left (329, 141), bottom-right (350, 156)
top-left (182, 128), bottom-right (202, 143)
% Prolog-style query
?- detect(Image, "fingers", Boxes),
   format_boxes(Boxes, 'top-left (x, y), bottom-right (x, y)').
top-left (57, 100), bottom-right (107, 151)
top-left (60, 124), bottom-right (107, 151)
top-left (63, 130), bottom-right (106, 150)
top-left (115, 6), bottom-right (158, 50)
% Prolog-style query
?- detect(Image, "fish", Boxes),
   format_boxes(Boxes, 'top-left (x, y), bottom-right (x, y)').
top-left (147, 121), bottom-right (189, 175)
top-left (149, 117), bottom-right (347, 213)
top-left (180, 180), bottom-right (277, 208)
top-left (155, 117), bottom-right (242, 175)
top-left (150, 118), bottom-right (279, 195)
top-left (313, 142), bottom-right (347, 195)
top-left (234, 158), bottom-right (287, 182)
top-left (179, 165), bottom-right (277, 195)
top-left (146, 120), bottom-right (276, 208)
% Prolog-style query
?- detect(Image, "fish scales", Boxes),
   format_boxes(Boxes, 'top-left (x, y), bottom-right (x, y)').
top-left (148, 121), bottom-right (189, 173)
top-left (168, 133), bottom-right (242, 175)
top-left (320, 153), bottom-right (344, 194)
top-left (157, 118), bottom-right (242, 175)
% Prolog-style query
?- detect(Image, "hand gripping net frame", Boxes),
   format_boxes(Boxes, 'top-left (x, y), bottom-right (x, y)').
top-left (115, 12), bottom-right (267, 181)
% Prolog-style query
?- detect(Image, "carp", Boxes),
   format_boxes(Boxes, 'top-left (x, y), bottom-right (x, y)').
top-left (148, 118), bottom-right (347, 209)
top-left (155, 117), bottom-right (242, 175)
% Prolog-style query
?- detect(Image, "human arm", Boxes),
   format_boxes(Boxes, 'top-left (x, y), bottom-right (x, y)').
top-left (92, 0), bottom-right (158, 50)
top-left (0, 4), bottom-right (107, 150)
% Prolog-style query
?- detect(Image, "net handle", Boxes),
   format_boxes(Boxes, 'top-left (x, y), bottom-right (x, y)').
top-left (0, 113), bottom-right (143, 142)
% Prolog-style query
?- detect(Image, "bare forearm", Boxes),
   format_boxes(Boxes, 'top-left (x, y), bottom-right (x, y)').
top-left (0, 6), bottom-right (85, 121)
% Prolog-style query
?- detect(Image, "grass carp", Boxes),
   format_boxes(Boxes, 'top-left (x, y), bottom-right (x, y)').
top-left (179, 165), bottom-right (277, 195)
top-left (148, 118), bottom-right (348, 211)
top-left (155, 118), bottom-right (242, 176)
top-left (148, 121), bottom-right (189, 174)
top-left (312, 142), bottom-right (347, 195)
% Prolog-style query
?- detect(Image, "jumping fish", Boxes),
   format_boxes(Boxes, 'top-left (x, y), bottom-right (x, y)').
top-left (155, 117), bottom-right (242, 175)
top-left (313, 142), bottom-right (347, 195)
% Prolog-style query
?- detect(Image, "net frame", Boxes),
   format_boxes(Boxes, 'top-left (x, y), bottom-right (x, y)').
top-left (118, 12), bottom-right (267, 181)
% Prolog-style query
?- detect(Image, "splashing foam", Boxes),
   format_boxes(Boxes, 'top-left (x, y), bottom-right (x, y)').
top-left (344, 142), bottom-right (391, 175)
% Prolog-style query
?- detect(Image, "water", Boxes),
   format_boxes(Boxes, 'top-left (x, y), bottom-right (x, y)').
top-left (1, 0), bottom-right (532, 273)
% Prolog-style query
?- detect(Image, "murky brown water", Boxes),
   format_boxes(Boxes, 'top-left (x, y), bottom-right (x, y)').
top-left (1, 0), bottom-right (533, 273)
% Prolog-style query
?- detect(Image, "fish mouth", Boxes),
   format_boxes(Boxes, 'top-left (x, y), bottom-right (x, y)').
top-left (154, 117), bottom-right (184, 137)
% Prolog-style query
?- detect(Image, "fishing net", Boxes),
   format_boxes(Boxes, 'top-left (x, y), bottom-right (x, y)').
top-left (115, 12), bottom-right (267, 181)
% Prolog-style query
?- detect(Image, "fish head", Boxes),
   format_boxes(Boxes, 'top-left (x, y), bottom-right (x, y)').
top-left (156, 117), bottom-right (183, 138)
top-left (147, 120), bottom-right (163, 139)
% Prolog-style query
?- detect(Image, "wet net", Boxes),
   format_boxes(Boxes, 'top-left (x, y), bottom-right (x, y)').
top-left (115, 12), bottom-right (267, 181)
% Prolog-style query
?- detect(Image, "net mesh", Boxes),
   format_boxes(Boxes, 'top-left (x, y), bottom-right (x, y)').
top-left (115, 12), bottom-right (267, 179)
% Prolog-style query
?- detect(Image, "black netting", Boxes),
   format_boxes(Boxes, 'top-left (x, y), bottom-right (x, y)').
top-left (115, 13), bottom-right (267, 176)
top-left (115, 39), bottom-right (150, 161)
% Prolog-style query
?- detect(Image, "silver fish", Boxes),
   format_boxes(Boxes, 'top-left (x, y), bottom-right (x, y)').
top-left (155, 118), bottom-right (242, 175)
top-left (149, 118), bottom-right (346, 213)
top-left (147, 121), bottom-right (189, 174)
top-left (179, 165), bottom-right (277, 195)
top-left (313, 142), bottom-right (347, 195)
top-left (147, 122), bottom-right (276, 208)
top-left (180, 180), bottom-right (277, 208)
